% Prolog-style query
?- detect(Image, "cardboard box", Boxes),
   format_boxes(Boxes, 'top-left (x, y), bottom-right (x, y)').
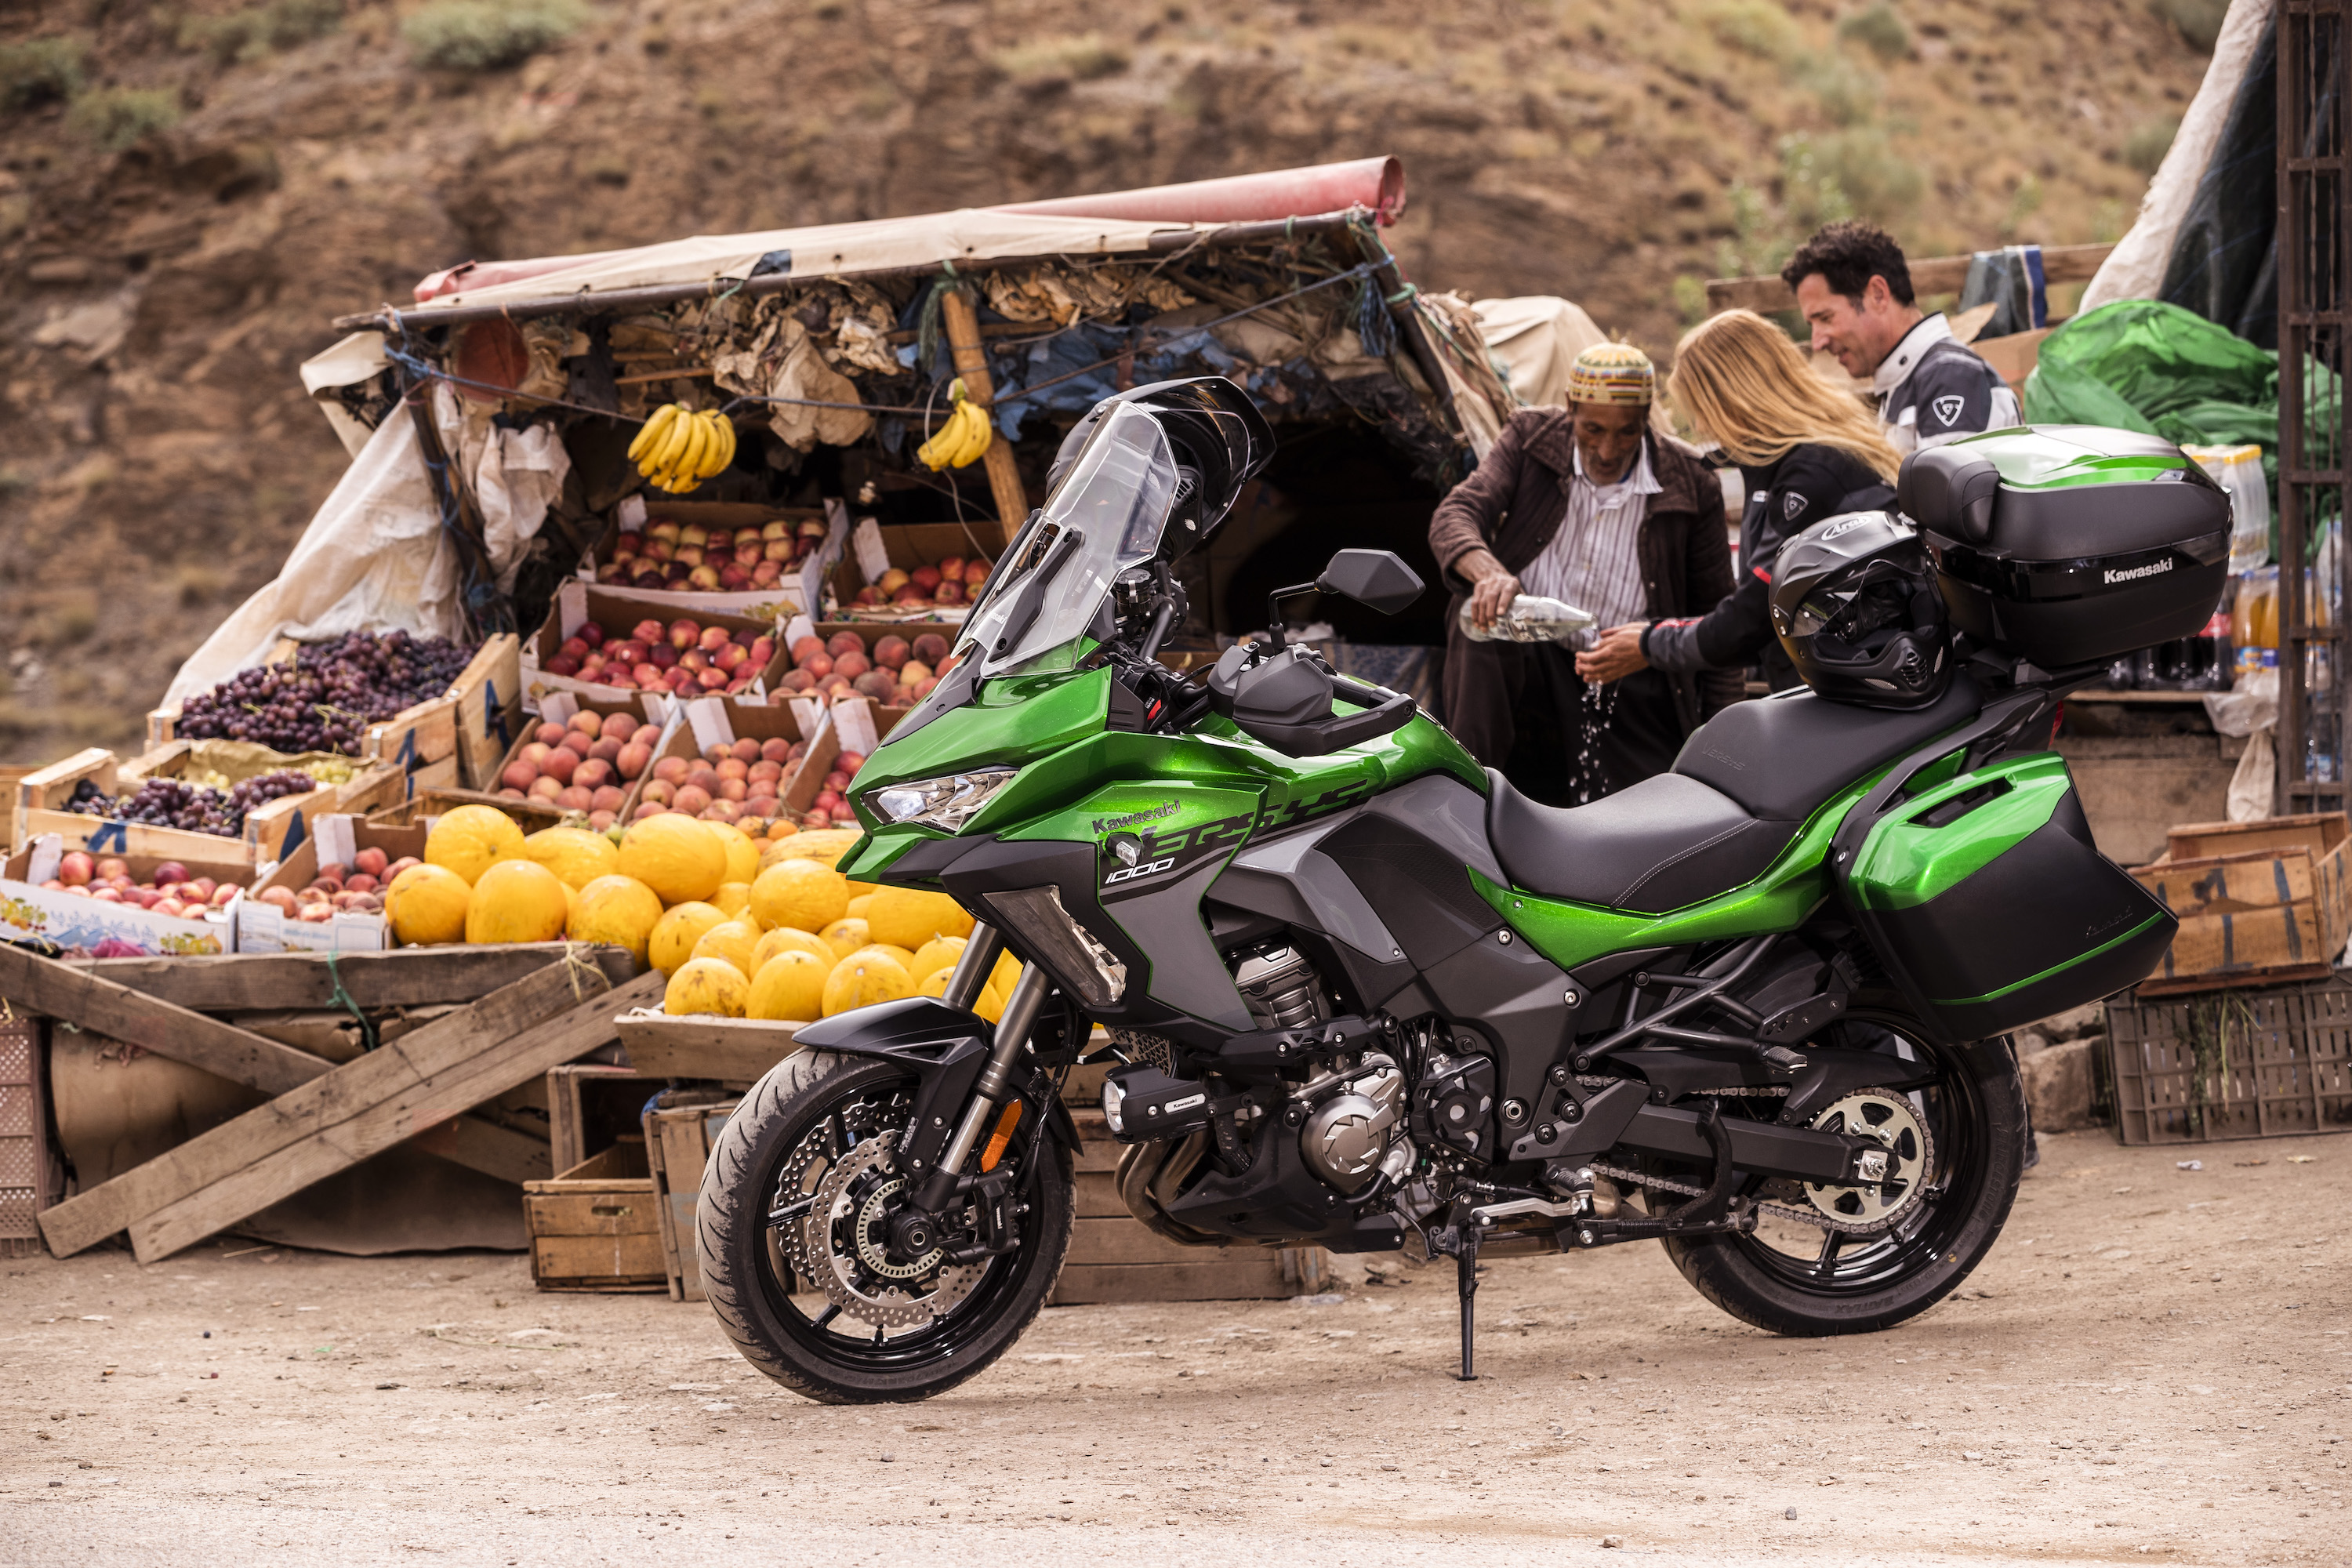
top-left (779, 698), bottom-right (905, 819)
top-left (826, 517), bottom-right (989, 622)
top-left (2131, 812), bottom-right (2352, 988)
top-left (0, 836), bottom-right (241, 956)
top-left (235, 816), bottom-right (428, 954)
top-left (581, 498), bottom-right (843, 621)
top-left (14, 749), bottom-right (328, 866)
top-left (521, 583), bottom-right (790, 713)
top-left (363, 790), bottom-right (571, 835)
top-left (474, 689), bottom-right (684, 826)
top-left (445, 635), bottom-right (526, 793)
top-left (767, 613), bottom-right (958, 721)
top-left (118, 740), bottom-right (407, 834)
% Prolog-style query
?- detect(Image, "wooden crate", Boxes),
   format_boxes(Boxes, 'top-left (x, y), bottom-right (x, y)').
top-left (547, 1063), bottom-right (655, 1171)
top-left (645, 1098), bottom-right (736, 1301)
top-left (1051, 1107), bottom-right (1323, 1305)
top-left (118, 742), bottom-right (408, 856)
top-left (0, 1011), bottom-right (49, 1258)
top-left (522, 1140), bottom-right (668, 1291)
top-left (2131, 813), bottom-right (2352, 993)
top-left (14, 748), bottom-right (328, 865)
top-left (2106, 977), bottom-right (2352, 1143)
top-left (615, 1011), bottom-right (800, 1083)
top-left (447, 635), bottom-right (525, 793)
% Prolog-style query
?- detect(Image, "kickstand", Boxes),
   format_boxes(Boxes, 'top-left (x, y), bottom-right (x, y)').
top-left (1455, 1225), bottom-right (1481, 1381)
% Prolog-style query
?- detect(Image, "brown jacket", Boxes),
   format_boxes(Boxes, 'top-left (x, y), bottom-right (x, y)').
top-left (1429, 408), bottom-right (1742, 755)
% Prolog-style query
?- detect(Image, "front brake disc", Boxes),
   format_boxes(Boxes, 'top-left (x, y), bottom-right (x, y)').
top-left (803, 1130), bottom-right (985, 1330)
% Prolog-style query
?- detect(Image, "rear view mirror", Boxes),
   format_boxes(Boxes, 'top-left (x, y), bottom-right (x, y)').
top-left (1316, 549), bottom-right (1424, 616)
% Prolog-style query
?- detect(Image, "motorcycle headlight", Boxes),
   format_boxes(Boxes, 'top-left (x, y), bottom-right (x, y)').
top-left (865, 767), bottom-right (1018, 832)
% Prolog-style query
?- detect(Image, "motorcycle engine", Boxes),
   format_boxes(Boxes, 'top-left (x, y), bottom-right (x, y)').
top-left (1231, 941), bottom-right (1330, 1031)
top-left (1294, 1052), bottom-right (1413, 1195)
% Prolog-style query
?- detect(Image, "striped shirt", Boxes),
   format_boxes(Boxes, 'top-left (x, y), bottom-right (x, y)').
top-left (1519, 441), bottom-right (1657, 649)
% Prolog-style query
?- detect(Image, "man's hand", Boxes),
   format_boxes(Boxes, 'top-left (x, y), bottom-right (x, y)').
top-left (1576, 622), bottom-right (1650, 684)
top-left (1458, 548), bottom-right (1520, 630)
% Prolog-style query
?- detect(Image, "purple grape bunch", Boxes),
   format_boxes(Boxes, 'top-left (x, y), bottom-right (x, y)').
top-left (64, 769), bottom-right (324, 838)
top-left (176, 630), bottom-right (476, 756)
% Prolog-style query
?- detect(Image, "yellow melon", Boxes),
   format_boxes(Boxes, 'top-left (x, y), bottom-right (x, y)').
top-left (710, 822), bottom-right (761, 887)
top-left (425, 804), bottom-right (525, 886)
top-left (909, 935), bottom-right (965, 983)
top-left (648, 900), bottom-right (728, 975)
top-left (384, 863), bottom-right (470, 946)
top-left (846, 893), bottom-right (874, 920)
top-left (568, 874), bottom-right (663, 965)
top-left (747, 949), bottom-right (828, 1022)
top-left (521, 825), bottom-right (620, 890)
top-left (916, 967), bottom-right (953, 999)
top-left (866, 886), bottom-right (975, 951)
top-left (463, 858), bottom-right (572, 945)
top-left (710, 880), bottom-right (753, 920)
top-left (618, 815), bottom-right (728, 906)
top-left (822, 949), bottom-right (914, 1016)
top-left (665, 957), bottom-right (749, 1018)
top-left (750, 858), bottom-right (849, 934)
top-left (691, 919), bottom-right (764, 979)
top-left (818, 916), bottom-right (870, 961)
top-left (753, 925), bottom-right (833, 972)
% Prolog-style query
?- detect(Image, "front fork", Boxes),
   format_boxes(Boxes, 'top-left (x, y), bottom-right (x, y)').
top-left (909, 921), bottom-right (1053, 1214)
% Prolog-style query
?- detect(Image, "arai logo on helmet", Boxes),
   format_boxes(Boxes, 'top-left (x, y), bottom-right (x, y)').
top-left (2103, 558), bottom-right (2176, 586)
top-left (1819, 517), bottom-right (1878, 541)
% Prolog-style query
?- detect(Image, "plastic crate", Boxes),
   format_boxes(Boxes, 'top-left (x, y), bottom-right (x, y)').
top-left (0, 1012), bottom-right (44, 1257)
top-left (2105, 977), bottom-right (2352, 1144)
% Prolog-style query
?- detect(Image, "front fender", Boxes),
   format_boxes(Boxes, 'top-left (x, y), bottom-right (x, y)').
top-left (791, 997), bottom-right (1082, 1176)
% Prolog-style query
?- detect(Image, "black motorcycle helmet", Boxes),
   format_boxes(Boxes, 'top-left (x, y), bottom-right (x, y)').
top-left (1769, 510), bottom-right (1953, 709)
top-left (1043, 376), bottom-right (1273, 557)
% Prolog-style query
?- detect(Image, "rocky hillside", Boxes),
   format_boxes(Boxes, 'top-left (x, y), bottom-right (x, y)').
top-left (0, 0), bottom-right (2217, 762)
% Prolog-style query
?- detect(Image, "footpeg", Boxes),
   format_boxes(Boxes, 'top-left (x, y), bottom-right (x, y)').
top-left (1756, 1044), bottom-right (1806, 1076)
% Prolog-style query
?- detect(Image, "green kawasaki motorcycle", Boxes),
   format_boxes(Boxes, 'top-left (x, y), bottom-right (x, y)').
top-left (698, 379), bottom-right (2229, 1403)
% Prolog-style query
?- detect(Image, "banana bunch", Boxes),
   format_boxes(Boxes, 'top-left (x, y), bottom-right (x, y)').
top-left (916, 379), bottom-right (992, 471)
top-left (630, 403), bottom-right (736, 493)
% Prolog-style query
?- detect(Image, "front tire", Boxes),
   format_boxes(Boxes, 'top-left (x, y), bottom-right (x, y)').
top-left (1662, 1013), bottom-right (2026, 1336)
top-left (697, 1048), bottom-right (1073, 1403)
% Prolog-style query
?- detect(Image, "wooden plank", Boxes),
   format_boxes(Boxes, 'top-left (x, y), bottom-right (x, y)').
top-left (615, 1014), bottom-right (800, 1081)
top-left (124, 969), bottom-right (663, 1261)
top-left (1704, 241), bottom-right (2117, 315)
top-left (938, 286), bottom-right (1025, 550)
top-left (547, 1063), bottom-right (649, 1171)
top-left (2136, 963), bottom-right (2334, 998)
top-left (1072, 1170), bottom-right (1129, 1218)
top-left (36, 962), bottom-right (641, 1258)
top-left (526, 1188), bottom-right (658, 1234)
top-left (65, 944), bottom-right (637, 1012)
top-left (531, 1233), bottom-right (666, 1288)
top-left (647, 1102), bottom-right (733, 1302)
top-left (0, 942), bottom-right (333, 1097)
top-left (1049, 1257), bottom-right (1294, 1305)
top-left (408, 1112), bottom-right (552, 1185)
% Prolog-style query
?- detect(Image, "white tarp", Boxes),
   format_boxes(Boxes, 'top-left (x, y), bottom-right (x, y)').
top-left (2079, 0), bottom-right (2272, 311)
top-left (162, 394), bottom-right (567, 706)
top-left (1472, 296), bottom-right (1608, 409)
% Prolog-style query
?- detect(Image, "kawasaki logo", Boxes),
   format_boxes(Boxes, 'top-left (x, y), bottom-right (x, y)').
top-left (1094, 802), bottom-right (1178, 833)
top-left (2103, 559), bottom-right (2174, 586)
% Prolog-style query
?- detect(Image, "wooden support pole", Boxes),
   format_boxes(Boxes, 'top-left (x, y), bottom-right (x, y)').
top-left (939, 285), bottom-right (1032, 553)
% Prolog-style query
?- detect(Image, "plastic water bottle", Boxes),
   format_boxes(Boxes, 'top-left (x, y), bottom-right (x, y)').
top-left (2185, 444), bottom-right (2271, 574)
top-left (1457, 594), bottom-right (1598, 644)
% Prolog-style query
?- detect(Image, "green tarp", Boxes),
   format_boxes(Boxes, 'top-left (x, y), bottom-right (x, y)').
top-left (2021, 299), bottom-right (2281, 488)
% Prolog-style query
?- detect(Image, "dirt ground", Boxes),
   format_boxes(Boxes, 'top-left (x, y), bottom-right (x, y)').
top-left (2, 1127), bottom-right (2346, 1566)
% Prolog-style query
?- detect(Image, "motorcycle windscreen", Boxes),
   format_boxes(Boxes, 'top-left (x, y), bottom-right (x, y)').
top-left (1846, 752), bottom-right (2175, 1041)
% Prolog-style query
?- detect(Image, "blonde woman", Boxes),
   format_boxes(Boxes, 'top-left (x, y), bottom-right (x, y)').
top-left (1576, 308), bottom-right (1902, 693)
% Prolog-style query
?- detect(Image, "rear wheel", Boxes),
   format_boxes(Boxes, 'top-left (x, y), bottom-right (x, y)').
top-left (697, 1049), bottom-right (1073, 1403)
top-left (1661, 1007), bottom-right (2025, 1335)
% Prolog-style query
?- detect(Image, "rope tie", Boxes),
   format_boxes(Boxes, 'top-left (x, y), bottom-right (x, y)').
top-left (324, 949), bottom-right (380, 1054)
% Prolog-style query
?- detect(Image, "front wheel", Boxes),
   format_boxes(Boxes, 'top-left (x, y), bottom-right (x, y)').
top-left (1661, 1009), bottom-right (2026, 1335)
top-left (696, 1049), bottom-right (1073, 1403)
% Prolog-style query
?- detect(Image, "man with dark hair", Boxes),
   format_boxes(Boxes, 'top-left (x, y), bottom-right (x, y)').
top-left (1781, 220), bottom-right (2019, 455)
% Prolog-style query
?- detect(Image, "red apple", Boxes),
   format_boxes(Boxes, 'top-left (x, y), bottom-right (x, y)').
top-left (578, 622), bottom-right (605, 648)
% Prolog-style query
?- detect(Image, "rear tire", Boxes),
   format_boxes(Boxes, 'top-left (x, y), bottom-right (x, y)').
top-left (697, 1049), bottom-right (1074, 1403)
top-left (1662, 1015), bottom-right (2025, 1336)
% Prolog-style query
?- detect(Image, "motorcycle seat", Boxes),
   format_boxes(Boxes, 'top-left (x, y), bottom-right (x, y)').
top-left (1671, 673), bottom-right (1984, 822)
top-left (1486, 769), bottom-right (1798, 914)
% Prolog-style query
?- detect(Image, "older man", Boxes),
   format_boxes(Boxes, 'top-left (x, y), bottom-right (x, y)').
top-left (1430, 343), bottom-right (1740, 806)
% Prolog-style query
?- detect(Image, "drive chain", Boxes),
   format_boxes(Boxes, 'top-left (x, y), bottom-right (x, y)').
top-left (1583, 1160), bottom-right (1901, 1236)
